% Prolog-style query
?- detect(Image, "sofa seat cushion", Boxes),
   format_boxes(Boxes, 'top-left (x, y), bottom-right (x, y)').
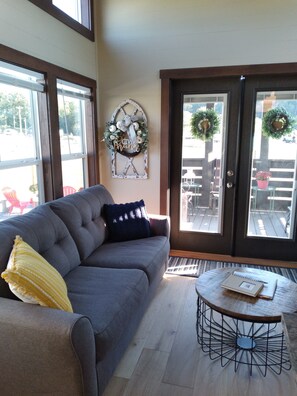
top-left (82, 236), bottom-right (170, 283)
top-left (64, 266), bottom-right (149, 362)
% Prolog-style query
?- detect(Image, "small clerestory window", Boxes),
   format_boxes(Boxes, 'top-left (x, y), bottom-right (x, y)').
top-left (28, 0), bottom-right (94, 41)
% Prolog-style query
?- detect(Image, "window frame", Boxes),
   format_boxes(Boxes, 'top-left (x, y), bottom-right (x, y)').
top-left (28, 0), bottom-right (94, 41)
top-left (57, 80), bottom-right (91, 191)
top-left (0, 71), bottom-right (45, 206)
top-left (0, 43), bottom-right (99, 202)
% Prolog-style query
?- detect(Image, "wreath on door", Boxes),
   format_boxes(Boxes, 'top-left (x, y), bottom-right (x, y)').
top-left (190, 109), bottom-right (220, 141)
top-left (262, 107), bottom-right (296, 139)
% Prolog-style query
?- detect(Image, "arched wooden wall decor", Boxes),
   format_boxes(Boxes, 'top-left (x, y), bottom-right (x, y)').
top-left (104, 99), bottom-right (148, 179)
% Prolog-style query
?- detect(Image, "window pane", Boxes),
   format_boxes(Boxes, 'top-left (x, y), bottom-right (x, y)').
top-left (57, 80), bottom-right (89, 192)
top-left (62, 159), bottom-right (85, 195)
top-left (0, 62), bottom-right (44, 218)
top-left (247, 90), bottom-right (297, 239)
top-left (0, 84), bottom-right (38, 161)
top-left (0, 165), bottom-right (40, 218)
top-left (53, 0), bottom-right (82, 24)
top-left (58, 95), bottom-right (84, 155)
top-left (57, 81), bottom-right (90, 156)
top-left (0, 61), bottom-right (44, 92)
top-left (180, 94), bottom-right (227, 233)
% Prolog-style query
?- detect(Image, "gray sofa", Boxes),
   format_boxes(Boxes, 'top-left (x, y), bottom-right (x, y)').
top-left (0, 184), bottom-right (170, 396)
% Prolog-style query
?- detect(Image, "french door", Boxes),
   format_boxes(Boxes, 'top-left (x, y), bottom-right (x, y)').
top-left (169, 74), bottom-right (297, 261)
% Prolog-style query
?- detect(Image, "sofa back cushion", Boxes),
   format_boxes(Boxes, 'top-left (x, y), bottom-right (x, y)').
top-left (49, 185), bottom-right (114, 261)
top-left (0, 205), bottom-right (81, 299)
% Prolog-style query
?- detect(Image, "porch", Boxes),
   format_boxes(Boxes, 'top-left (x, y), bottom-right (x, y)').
top-left (182, 207), bottom-right (289, 238)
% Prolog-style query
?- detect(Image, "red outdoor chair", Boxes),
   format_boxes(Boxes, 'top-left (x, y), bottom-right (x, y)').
top-left (63, 186), bottom-right (76, 196)
top-left (2, 187), bottom-right (32, 214)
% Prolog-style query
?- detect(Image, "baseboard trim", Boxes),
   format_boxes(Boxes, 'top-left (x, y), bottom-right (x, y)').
top-left (170, 249), bottom-right (297, 269)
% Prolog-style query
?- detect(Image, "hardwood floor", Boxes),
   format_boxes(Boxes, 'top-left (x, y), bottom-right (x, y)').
top-left (103, 274), bottom-right (297, 396)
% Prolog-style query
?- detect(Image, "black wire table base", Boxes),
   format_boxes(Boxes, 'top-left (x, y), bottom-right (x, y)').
top-left (196, 297), bottom-right (291, 376)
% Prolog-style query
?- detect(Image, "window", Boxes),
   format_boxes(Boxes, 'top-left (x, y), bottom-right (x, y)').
top-left (28, 0), bottom-right (94, 41)
top-left (0, 62), bottom-right (44, 216)
top-left (57, 80), bottom-right (91, 194)
top-left (53, 0), bottom-right (82, 23)
top-left (0, 45), bottom-right (98, 220)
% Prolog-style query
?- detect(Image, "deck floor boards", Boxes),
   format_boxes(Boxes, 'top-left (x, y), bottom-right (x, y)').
top-left (182, 208), bottom-right (288, 238)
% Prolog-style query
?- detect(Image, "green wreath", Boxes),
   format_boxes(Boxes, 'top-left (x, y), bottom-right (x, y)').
top-left (262, 107), bottom-right (296, 139)
top-left (190, 109), bottom-right (220, 141)
top-left (103, 119), bottom-right (148, 157)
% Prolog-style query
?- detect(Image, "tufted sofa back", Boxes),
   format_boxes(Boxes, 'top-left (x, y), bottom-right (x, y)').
top-left (49, 184), bottom-right (114, 261)
top-left (0, 205), bottom-right (81, 299)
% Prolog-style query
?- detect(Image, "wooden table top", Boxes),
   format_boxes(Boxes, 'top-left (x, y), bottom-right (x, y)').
top-left (196, 268), bottom-right (297, 323)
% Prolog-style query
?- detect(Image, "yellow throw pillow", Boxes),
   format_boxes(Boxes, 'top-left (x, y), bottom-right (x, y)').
top-left (1, 235), bottom-right (73, 312)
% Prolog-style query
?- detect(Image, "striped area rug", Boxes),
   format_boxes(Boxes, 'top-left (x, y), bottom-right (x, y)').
top-left (166, 256), bottom-right (297, 283)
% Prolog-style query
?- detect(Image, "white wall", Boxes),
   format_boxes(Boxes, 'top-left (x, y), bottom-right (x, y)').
top-left (97, 0), bottom-right (297, 213)
top-left (0, 0), bottom-right (97, 79)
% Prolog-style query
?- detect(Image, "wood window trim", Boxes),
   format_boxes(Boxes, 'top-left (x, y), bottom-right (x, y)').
top-left (0, 43), bottom-right (99, 201)
top-left (159, 62), bottom-right (297, 216)
top-left (28, 0), bottom-right (94, 42)
top-left (37, 92), bottom-right (54, 201)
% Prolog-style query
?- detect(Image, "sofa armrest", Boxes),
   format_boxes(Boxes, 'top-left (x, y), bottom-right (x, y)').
top-left (148, 214), bottom-right (170, 237)
top-left (0, 298), bottom-right (97, 396)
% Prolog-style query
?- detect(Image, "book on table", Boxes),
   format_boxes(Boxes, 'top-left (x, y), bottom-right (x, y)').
top-left (221, 271), bottom-right (277, 299)
top-left (232, 270), bottom-right (277, 300)
top-left (221, 273), bottom-right (264, 297)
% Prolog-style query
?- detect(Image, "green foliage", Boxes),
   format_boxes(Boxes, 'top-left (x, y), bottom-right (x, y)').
top-left (190, 109), bottom-right (220, 141)
top-left (0, 92), bottom-right (30, 132)
top-left (255, 171), bottom-right (271, 181)
top-left (262, 107), bottom-right (296, 139)
top-left (58, 101), bottom-right (80, 136)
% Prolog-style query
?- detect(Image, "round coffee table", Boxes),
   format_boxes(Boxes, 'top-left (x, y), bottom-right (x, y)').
top-left (196, 267), bottom-right (297, 376)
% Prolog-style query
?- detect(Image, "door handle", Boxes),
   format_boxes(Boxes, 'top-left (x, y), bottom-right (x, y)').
top-left (227, 182), bottom-right (233, 189)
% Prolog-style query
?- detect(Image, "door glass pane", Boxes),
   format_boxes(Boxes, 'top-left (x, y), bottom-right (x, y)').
top-left (247, 91), bottom-right (297, 239)
top-left (180, 94), bottom-right (228, 233)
